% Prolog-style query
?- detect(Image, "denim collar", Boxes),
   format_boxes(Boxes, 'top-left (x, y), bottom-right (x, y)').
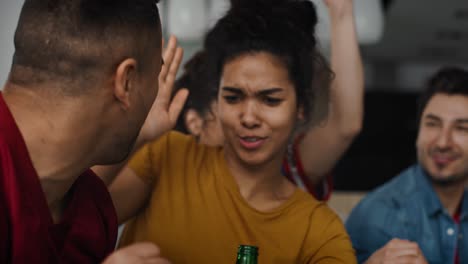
top-left (414, 164), bottom-right (468, 220)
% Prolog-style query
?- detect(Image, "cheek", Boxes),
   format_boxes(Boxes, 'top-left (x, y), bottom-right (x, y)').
top-left (260, 106), bottom-right (297, 129)
top-left (453, 134), bottom-right (468, 152)
top-left (416, 135), bottom-right (429, 155)
top-left (218, 104), bottom-right (237, 127)
top-left (416, 130), bottom-right (449, 158)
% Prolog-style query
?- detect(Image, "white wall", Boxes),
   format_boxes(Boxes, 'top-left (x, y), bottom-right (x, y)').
top-left (0, 0), bottom-right (22, 89)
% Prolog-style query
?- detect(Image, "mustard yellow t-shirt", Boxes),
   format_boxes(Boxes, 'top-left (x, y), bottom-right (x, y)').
top-left (119, 132), bottom-right (356, 263)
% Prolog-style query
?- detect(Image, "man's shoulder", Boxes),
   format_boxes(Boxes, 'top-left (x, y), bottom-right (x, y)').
top-left (361, 165), bottom-right (420, 206)
top-left (76, 169), bottom-right (112, 201)
top-left (73, 169), bottom-right (117, 228)
top-left (80, 169), bottom-right (107, 188)
top-left (346, 165), bottom-right (421, 227)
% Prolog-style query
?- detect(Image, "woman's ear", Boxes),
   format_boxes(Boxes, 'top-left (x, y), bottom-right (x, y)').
top-left (185, 109), bottom-right (204, 136)
top-left (297, 105), bottom-right (305, 122)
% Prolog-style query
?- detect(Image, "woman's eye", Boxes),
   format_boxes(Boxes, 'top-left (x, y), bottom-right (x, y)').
top-left (223, 95), bottom-right (240, 104)
top-left (456, 125), bottom-right (468, 133)
top-left (263, 97), bottom-right (282, 106)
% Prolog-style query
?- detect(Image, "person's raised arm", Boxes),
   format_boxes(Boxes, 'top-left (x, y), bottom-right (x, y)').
top-left (299, 0), bottom-right (364, 184)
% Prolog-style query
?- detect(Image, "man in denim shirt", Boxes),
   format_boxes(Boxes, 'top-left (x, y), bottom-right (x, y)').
top-left (346, 67), bottom-right (468, 264)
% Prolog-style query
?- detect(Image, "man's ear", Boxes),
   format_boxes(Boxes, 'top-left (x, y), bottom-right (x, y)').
top-left (185, 109), bottom-right (204, 136)
top-left (113, 58), bottom-right (138, 110)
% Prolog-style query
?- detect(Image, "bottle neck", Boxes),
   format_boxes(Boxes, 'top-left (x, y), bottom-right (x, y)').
top-left (236, 245), bottom-right (258, 264)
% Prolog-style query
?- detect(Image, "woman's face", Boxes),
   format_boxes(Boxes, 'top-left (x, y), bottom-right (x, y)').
top-left (218, 52), bottom-right (300, 166)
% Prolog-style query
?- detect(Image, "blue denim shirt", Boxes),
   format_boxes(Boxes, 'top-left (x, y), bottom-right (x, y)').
top-left (345, 165), bottom-right (468, 264)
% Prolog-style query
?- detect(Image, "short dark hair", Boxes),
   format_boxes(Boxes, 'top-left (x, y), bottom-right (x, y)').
top-left (203, 0), bottom-right (332, 128)
top-left (9, 0), bottom-right (161, 95)
top-left (418, 67), bottom-right (468, 119)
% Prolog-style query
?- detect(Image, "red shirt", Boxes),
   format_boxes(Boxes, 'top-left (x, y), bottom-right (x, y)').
top-left (282, 134), bottom-right (333, 201)
top-left (0, 93), bottom-right (117, 263)
top-left (454, 204), bottom-right (461, 264)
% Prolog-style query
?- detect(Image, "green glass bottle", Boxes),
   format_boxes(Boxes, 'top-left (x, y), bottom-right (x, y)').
top-left (235, 245), bottom-right (258, 264)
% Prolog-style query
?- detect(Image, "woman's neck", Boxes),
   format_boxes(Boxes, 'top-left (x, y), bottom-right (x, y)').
top-left (223, 148), bottom-right (296, 211)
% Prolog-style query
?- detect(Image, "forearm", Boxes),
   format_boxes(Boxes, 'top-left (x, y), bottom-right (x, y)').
top-left (329, 10), bottom-right (364, 136)
top-left (297, 5), bottom-right (364, 181)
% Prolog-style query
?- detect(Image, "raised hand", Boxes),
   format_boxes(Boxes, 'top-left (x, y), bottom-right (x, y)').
top-left (139, 35), bottom-right (189, 144)
top-left (102, 243), bottom-right (171, 264)
top-left (323, 0), bottom-right (354, 20)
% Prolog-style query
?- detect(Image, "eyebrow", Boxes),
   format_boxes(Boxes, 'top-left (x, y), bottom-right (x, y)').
top-left (221, 86), bottom-right (284, 96)
top-left (424, 114), bottom-right (441, 121)
top-left (257, 88), bottom-right (283, 96)
top-left (424, 114), bottom-right (468, 124)
top-left (222, 87), bottom-right (243, 94)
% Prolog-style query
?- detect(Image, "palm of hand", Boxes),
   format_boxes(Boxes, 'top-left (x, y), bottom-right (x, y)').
top-left (139, 36), bottom-right (187, 143)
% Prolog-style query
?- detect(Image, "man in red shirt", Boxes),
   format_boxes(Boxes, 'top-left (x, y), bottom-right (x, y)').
top-left (0, 0), bottom-right (179, 263)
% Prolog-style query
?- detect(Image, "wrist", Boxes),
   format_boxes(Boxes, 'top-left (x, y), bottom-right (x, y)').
top-left (134, 131), bottom-right (149, 152)
top-left (330, 12), bottom-right (355, 26)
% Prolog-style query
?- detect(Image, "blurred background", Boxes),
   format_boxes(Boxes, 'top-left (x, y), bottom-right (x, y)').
top-left (1, 0), bottom-right (468, 195)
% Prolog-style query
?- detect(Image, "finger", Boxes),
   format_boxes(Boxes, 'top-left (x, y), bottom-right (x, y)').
top-left (388, 247), bottom-right (419, 258)
top-left (155, 48), bottom-right (183, 108)
top-left (163, 35), bottom-right (177, 62)
top-left (387, 239), bottom-right (417, 249)
top-left (123, 242), bottom-right (161, 259)
top-left (323, 0), bottom-right (333, 8)
top-left (145, 258), bottom-right (171, 264)
top-left (395, 255), bottom-right (420, 264)
top-left (159, 37), bottom-right (166, 75)
top-left (168, 88), bottom-right (189, 123)
top-left (168, 47), bottom-right (184, 80)
top-left (159, 63), bottom-right (168, 87)
top-left (161, 36), bottom-right (178, 80)
top-left (165, 47), bottom-right (184, 91)
top-left (155, 72), bottom-right (175, 109)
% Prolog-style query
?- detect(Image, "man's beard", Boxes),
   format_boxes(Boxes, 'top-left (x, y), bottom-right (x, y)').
top-left (420, 147), bottom-right (468, 187)
top-left (424, 167), bottom-right (468, 187)
top-left (98, 128), bottom-right (140, 166)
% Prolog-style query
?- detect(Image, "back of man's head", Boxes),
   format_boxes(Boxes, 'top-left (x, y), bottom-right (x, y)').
top-left (418, 67), bottom-right (468, 120)
top-left (9, 0), bottom-right (161, 95)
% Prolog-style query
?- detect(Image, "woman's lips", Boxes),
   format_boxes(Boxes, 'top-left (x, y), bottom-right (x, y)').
top-left (239, 136), bottom-right (266, 150)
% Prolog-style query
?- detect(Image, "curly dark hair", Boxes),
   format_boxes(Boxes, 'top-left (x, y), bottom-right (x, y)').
top-left (173, 50), bottom-right (218, 133)
top-left (418, 67), bottom-right (468, 120)
top-left (9, 0), bottom-right (161, 94)
top-left (202, 0), bottom-right (332, 128)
